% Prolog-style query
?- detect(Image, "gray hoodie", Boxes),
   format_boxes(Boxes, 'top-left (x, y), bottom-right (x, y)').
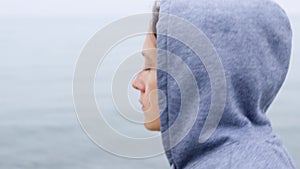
top-left (156, 0), bottom-right (295, 168)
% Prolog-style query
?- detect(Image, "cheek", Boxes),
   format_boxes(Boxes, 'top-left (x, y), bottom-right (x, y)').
top-left (145, 71), bottom-right (159, 112)
top-left (149, 71), bottom-right (157, 88)
top-left (146, 73), bottom-right (157, 105)
top-left (145, 71), bottom-right (157, 92)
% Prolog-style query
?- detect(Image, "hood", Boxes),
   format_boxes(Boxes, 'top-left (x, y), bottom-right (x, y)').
top-left (156, 0), bottom-right (293, 168)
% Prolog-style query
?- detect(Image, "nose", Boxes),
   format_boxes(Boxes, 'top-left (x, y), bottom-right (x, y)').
top-left (132, 74), bottom-right (145, 92)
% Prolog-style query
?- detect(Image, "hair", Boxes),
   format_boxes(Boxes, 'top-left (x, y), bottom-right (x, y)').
top-left (151, 1), bottom-right (160, 38)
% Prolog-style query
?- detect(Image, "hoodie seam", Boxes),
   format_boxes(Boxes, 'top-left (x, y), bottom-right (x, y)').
top-left (188, 141), bottom-right (239, 169)
top-left (265, 138), bottom-right (296, 168)
top-left (165, 0), bottom-right (176, 168)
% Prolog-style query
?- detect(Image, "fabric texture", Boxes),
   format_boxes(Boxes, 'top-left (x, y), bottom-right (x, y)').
top-left (156, 0), bottom-right (295, 168)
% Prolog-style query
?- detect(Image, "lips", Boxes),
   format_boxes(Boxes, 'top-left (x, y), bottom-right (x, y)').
top-left (139, 99), bottom-right (143, 107)
top-left (139, 99), bottom-right (146, 111)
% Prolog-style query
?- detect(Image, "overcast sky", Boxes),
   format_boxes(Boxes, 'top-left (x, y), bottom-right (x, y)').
top-left (0, 0), bottom-right (299, 18)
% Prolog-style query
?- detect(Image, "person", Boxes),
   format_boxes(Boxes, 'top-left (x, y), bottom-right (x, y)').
top-left (132, 0), bottom-right (296, 168)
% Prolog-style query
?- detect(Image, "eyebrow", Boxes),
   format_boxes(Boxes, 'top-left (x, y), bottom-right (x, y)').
top-left (141, 51), bottom-right (156, 67)
top-left (141, 51), bottom-right (147, 58)
top-left (141, 51), bottom-right (151, 61)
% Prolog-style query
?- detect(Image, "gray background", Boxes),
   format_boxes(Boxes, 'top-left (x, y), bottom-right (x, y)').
top-left (0, 1), bottom-right (299, 168)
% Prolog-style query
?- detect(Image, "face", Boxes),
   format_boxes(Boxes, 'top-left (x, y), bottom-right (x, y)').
top-left (132, 31), bottom-right (160, 131)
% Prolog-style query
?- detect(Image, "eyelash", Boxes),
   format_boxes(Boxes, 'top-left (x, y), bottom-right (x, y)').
top-left (143, 68), bottom-right (151, 71)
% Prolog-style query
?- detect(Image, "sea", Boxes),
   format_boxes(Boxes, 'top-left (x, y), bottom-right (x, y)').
top-left (0, 16), bottom-right (299, 169)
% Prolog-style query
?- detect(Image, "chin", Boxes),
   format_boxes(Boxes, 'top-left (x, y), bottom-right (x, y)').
top-left (144, 122), bottom-right (160, 131)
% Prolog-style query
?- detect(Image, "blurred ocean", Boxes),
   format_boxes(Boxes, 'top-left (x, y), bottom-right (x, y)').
top-left (0, 16), bottom-right (299, 169)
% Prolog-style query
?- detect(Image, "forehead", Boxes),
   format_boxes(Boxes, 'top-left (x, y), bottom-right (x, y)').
top-left (143, 32), bottom-right (157, 49)
top-left (142, 33), bottom-right (157, 66)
